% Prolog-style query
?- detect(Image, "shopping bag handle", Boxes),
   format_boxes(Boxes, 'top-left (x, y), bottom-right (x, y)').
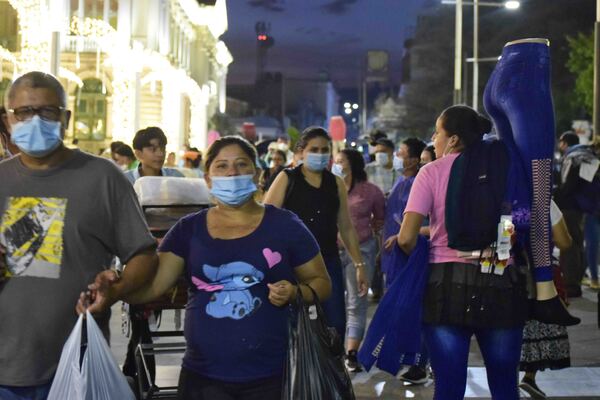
top-left (297, 283), bottom-right (320, 304)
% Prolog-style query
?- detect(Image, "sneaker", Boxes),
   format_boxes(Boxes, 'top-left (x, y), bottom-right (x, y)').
top-left (590, 280), bottom-right (600, 290)
top-left (399, 366), bottom-right (428, 385)
top-left (345, 350), bottom-right (362, 373)
top-left (519, 377), bottom-right (547, 399)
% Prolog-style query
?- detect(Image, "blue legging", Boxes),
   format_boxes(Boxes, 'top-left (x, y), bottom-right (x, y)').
top-left (424, 324), bottom-right (523, 400)
top-left (484, 41), bottom-right (555, 282)
top-left (321, 255), bottom-right (346, 340)
top-left (585, 214), bottom-right (600, 281)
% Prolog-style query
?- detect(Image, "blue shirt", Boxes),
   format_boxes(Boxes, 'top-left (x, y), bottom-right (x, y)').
top-left (158, 205), bottom-right (320, 382)
top-left (381, 175), bottom-right (415, 275)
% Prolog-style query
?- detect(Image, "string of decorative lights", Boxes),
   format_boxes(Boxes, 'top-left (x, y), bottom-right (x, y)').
top-left (3, 0), bottom-right (231, 149)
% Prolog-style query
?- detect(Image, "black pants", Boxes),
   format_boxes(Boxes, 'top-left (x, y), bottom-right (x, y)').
top-left (177, 368), bottom-right (282, 400)
top-left (560, 209), bottom-right (585, 294)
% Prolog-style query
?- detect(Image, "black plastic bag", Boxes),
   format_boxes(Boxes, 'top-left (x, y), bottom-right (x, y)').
top-left (282, 285), bottom-right (356, 400)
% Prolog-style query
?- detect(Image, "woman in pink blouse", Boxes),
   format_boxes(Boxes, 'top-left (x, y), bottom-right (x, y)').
top-left (333, 148), bottom-right (385, 372)
top-left (397, 105), bottom-right (528, 399)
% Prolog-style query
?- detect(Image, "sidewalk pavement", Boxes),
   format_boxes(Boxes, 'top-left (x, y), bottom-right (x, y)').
top-left (109, 286), bottom-right (600, 399)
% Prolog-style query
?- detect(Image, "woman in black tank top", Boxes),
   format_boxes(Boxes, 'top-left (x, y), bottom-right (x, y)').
top-left (264, 127), bottom-right (368, 340)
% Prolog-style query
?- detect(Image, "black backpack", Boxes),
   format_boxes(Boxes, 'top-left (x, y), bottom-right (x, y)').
top-left (445, 139), bottom-right (510, 251)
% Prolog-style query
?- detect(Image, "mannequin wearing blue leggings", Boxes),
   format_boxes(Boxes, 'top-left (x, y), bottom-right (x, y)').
top-left (484, 39), bottom-right (580, 326)
top-left (424, 325), bottom-right (523, 400)
top-left (484, 39), bottom-right (554, 283)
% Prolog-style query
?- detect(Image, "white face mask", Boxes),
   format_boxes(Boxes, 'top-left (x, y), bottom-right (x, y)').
top-left (375, 152), bottom-right (389, 167)
top-left (393, 155), bottom-right (404, 172)
top-left (331, 163), bottom-right (346, 178)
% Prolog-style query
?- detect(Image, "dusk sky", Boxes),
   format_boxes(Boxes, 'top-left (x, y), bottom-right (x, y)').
top-left (222, 0), bottom-right (431, 88)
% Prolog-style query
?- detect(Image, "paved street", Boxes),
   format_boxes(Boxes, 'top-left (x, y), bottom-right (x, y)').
top-left (109, 286), bottom-right (600, 399)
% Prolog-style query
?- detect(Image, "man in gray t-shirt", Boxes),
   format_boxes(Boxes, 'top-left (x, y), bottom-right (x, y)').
top-left (0, 71), bottom-right (158, 397)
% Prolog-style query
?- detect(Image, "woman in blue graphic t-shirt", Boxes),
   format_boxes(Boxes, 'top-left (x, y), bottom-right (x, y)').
top-left (88, 136), bottom-right (332, 400)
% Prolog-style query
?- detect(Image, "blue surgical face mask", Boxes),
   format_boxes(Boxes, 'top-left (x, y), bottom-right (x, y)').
top-left (375, 152), bottom-right (389, 167)
top-left (331, 163), bottom-right (346, 178)
top-left (209, 174), bottom-right (257, 206)
top-left (305, 153), bottom-right (330, 172)
top-left (393, 155), bottom-right (404, 172)
top-left (11, 115), bottom-right (62, 158)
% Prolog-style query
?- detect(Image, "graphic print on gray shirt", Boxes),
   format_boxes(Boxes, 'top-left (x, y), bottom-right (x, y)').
top-left (0, 150), bottom-right (156, 386)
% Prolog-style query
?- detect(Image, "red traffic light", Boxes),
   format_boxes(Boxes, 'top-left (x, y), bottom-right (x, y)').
top-left (257, 34), bottom-right (268, 41)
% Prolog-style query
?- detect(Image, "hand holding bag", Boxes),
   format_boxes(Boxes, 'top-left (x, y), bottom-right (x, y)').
top-left (282, 285), bottom-right (355, 400)
top-left (47, 311), bottom-right (136, 400)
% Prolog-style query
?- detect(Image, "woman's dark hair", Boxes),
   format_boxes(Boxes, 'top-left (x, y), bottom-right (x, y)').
top-left (341, 148), bottom-right (367, 190)
top-left (297, 126), bottom-right (331, 150)
top-left (110, 140), bottom-right (125, 153)
top-left (439, 105), bottom-right (492, 149)
top-left (423, 145), bottom-right (436, 162)
top-left (273, 149), bottom-right (287, 163)
top-left (0, 106), bottom-right (8, 135)
top-left (114, 143), bottom-right (135, 159)
top-left (205, 135), bottom-right (257, 172)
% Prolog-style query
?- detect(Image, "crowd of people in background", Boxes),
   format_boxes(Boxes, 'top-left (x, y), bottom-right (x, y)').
top-left (1, 71), bottom-right (599, 400)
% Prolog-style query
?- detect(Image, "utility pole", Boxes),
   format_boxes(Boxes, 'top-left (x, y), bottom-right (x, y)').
top-left (472, 0), bottom-right (479, 110)
top-left (453, 0), bottom-right (463, 104)
top-left (594, 0), bottom-right (600, 144)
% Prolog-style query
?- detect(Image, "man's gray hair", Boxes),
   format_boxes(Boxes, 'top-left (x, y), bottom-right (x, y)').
top-left (4, 71), bottom-right (67, 108)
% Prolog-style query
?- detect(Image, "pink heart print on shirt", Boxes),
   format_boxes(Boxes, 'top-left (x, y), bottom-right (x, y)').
top-left (192, 276), bottom-right (224, 292)
top-left (262, 248), bottom-right (282, 269)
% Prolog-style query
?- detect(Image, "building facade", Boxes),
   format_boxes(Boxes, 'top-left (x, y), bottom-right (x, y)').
top-left (0, 0), bottom-right (232, 154)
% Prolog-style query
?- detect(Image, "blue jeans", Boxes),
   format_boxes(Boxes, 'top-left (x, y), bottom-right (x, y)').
top-left (340, 237), bottom-right (377, 341)
top-left (484, 41), bottom-right (555, 282)
top-left (0, 382), bottom-right (52, 400)
top-left (424, 324), bottom-right (523, 400)
top-left (321, 255), bottom-right (346, 340)
top-left (585, 214), bottom-right (600, 281)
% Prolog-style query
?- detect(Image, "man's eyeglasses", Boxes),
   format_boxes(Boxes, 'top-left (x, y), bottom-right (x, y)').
top-left (7, 106), bottom-right (65, 122)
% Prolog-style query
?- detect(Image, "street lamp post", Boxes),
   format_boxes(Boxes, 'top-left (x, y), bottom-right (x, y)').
top-left (443, 0), bottom-right (520, 110)
top-left (454, 0), bottom-right (463, 104)
top-left (594, 0), bottom-right (600, 144)
top-left (473, 0), bottom-right (478, 109)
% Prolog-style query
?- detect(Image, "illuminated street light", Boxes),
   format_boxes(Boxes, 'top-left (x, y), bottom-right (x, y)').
top-left (441, 0), bottom-right (520, 7)
top-left (344, 102), bottom-right (351, 108)
top-left (344, 108), bottom-right (352, 115)
top-left (352, 103), bottom-right (359, 109)
top-left (442, 0), bottom-right (520, 109)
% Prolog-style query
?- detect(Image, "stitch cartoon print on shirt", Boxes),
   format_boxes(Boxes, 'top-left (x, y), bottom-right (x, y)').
top-left (0, 197), bottom-right (66, 279)
top-left (192, 261), bottom-right (265, 320)
top-left (190, 248), bottom-right (283, 320)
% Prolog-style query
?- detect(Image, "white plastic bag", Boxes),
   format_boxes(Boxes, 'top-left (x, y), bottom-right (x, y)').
top-left (47, 311), bottom-right (135, 400)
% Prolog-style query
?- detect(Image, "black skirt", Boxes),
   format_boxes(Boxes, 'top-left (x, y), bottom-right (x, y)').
top-left (423, 262), bottom-right (529, 329)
